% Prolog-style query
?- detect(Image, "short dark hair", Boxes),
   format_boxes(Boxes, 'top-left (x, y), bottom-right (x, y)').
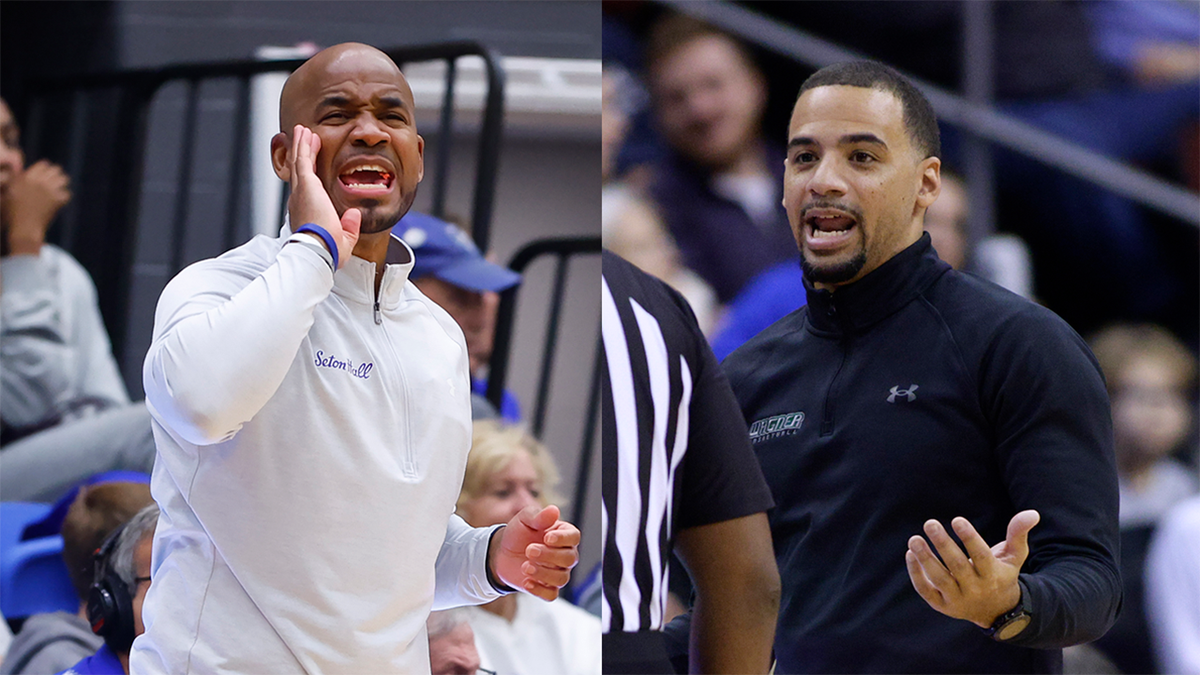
top-left (60, 482), bottom-right (153, 601)
top-left (645, 13), bottom-right (758, 81)
top-left (798, 61), bottom-right (940, 159)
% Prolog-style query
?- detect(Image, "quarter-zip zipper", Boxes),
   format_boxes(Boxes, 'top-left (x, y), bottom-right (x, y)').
top-left (373, 282), bottom-right (418, 478)
top-left (822, 337), bottom-right (848, 436)
top-left (821, 296), bottom-right (845, 436)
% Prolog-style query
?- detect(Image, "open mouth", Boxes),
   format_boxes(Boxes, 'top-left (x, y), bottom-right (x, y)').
top-left (338, 164), bottom-right (394, 192)
top-left (802, 208), bottom-right (859, 250)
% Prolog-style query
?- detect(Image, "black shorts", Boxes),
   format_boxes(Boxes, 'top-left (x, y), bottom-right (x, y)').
top-left (603, 630), bottom-right (675, 674)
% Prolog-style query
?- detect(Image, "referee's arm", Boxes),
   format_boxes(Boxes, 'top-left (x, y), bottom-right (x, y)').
top-left (675, 512), bottom-right (780, 674)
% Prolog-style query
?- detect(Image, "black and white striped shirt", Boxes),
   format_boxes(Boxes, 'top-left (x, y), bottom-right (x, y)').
top-left (601, 251), bottom-right (773, 634)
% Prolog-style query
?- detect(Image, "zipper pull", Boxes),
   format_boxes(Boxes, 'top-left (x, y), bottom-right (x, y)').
top-left (374, 300), bottom-right (382, 325)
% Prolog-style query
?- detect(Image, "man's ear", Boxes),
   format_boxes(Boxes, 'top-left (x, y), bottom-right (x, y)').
top-left (270, 132), bottom-right (290, 182)
top-left (415, 134), bottom-right (425, 183)
top-left (915, 156), bottom-right (941, 211)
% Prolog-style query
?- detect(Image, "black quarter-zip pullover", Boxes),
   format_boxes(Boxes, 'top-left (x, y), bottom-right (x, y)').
top-left (723, 234), bottom-right (1120, 674)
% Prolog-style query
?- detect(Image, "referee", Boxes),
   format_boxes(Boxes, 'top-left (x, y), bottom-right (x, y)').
top-left (601, 250), bottom-right (780, 675)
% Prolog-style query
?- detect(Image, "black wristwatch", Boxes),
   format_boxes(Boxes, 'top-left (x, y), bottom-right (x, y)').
top-left (983, 581), bottom-right (1032, 642)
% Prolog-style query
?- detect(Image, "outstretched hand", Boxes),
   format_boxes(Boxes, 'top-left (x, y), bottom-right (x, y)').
top-left (287, 124), bottom-right (359, 268)
top-left (905, 510), bottom-right (1040, 628)
top-left (490, 504), bottom-right (580, 601)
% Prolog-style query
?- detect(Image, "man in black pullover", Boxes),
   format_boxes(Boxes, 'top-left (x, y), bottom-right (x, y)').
top-left (721, 61), bottom-right (1120, 673)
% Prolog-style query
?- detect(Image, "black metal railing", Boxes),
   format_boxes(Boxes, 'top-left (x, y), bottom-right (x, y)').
top-left (18, 42), bottom-right (506, 388)
top-left (487, 236), bottom-right (603, 530)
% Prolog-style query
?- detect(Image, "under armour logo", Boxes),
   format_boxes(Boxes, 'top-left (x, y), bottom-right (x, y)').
top-left (887, 385), bottom-right (918, 403)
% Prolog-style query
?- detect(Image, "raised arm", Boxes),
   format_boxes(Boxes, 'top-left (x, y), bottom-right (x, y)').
top-left (1, 160), bottom-right (127, 428)
top-left (142, 126), bottom-right (361, 445)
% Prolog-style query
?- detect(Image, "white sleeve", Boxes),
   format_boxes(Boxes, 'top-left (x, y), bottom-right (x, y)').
top-left (142, 241), bottom-right (333, 446)
top-left (1145, 498), bottom-right (1200, 675)
top-left (432, 514), bottom-right (505, 609)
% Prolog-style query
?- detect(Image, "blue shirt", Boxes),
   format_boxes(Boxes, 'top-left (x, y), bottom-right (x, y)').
top-left (471, 378), bottom-right (521, 423)
top-left (58, 643), bottom-right (123, 675)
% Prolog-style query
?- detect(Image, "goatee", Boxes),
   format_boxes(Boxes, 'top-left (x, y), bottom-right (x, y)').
top-left (801, 250), bottom-right (867, 285)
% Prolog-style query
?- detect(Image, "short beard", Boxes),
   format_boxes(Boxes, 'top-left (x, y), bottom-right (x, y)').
top-left (801, 249), bottom-right (867, 285)
top-left (355, 187), bottom-right (418, 235)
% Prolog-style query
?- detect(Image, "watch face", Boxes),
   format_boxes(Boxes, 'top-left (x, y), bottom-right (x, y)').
top-left (996, 613), bottom-right (1032, 641)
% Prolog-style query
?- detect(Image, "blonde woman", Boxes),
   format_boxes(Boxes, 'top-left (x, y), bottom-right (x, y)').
top-left (457, 421), bottom-right (601, 675)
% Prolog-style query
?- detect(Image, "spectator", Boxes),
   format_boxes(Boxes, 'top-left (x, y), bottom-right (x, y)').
top-left (1144, 493), bottom-right (1200, 674)
top-left (603, 63), bottom-right (718, 336)
top-left (0, 96), bottom-right (156, 503)
top-left (1085, 0), bottom-right (1200, 89)
top-left (456, 420), bottom-right (600, 675)
top-left (393, 211), bottom-right (522, 422)
top-left (1, 481), bottom-right (152, 674)
top-left (59, 502), bottom-right (158, 675)
top-left (644, 13), bottom-right (799, 305)
top-left (922, 172), bottom-right (1033, 300)
top-left (1092, 323), bottom-right (1198, 528)
top-left (426, 610), bottom-right (483, 675)
top-left (1089, 323), bottom-right (1198, 674)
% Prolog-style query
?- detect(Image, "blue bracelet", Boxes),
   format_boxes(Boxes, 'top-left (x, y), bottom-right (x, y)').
top-left (295, 223), bottom-right (339, 271)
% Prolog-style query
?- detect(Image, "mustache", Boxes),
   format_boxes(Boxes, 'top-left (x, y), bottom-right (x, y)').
top-left (801, 199), bottom-right (864, 223)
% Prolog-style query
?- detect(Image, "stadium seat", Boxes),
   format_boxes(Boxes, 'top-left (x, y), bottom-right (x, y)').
top-left (1, 501), bottom-right (52, 550)
top-left (0, 502), bottom-right (77, 620)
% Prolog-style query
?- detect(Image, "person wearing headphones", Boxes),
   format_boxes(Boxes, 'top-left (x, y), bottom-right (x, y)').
top-left (57, 503), bottom-right (158, 675)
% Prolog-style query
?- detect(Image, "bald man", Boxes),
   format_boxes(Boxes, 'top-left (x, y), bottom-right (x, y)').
top-left (133, 43), bottom-right (580, 674)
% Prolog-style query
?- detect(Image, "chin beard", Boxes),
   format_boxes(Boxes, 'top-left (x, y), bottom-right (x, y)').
top-left (801, 250), bottom-right (867, 285)
top-left (355, 188), bottom-right (418, 235)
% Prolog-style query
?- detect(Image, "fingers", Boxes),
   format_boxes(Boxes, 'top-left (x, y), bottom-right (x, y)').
top-left (951, 516), bottom-right (997, 578)
top-left (338, 208), bottom-right (361, 269)
top-left (520, 578), bottom-right (561, 601)
top-left (922, 519), bottom-right (974, 580)
top-left (289, 124), bottom-right (322, 186)
top-left (543, 521), bottom-right (581, 549)
top-left (289, 125), bottom-right (310, 187)
top-left (525, 541), bottom-right (578, 570)
top-left (907, 534), bottom-right (957, 591)
top-left (521, 560), bottom-right (571, 588)
top-left (905, 548), bottom-right (946, 612)
top-left (340, 208), bottom-right (362, 238)
top-left (1003, 510), bottom-right (1040, 566)
top-left (517, 504), bottom-right (560, 532)
top-left (23, 161), bottom-right (70, 194)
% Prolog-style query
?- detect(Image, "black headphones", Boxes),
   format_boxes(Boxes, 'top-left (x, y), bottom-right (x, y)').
top-left (86, 522), bottom-right (136, 653)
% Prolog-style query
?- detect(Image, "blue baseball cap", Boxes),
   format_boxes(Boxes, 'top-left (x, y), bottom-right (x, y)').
top-left (395, 212), bottom-right (522, 292)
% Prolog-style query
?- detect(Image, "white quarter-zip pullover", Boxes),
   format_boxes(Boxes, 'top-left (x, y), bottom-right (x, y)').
top-left (132, 228), bottom-right (500, 674)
